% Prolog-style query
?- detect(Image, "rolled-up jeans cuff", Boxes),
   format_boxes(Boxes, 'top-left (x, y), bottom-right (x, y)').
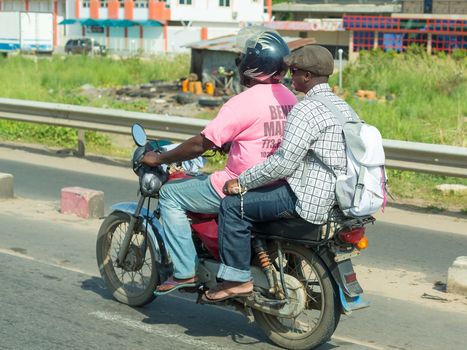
top-left (217, 263), bottom-right (251, 282)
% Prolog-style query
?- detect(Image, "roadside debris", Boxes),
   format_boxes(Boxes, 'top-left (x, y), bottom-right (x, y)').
top-left (434, 280), bottom-right (447, 292)
top-left (435, 184), bottom-right (467, 194)
top-left (421, 293), bottom-right (449, 302)
top-left (78, 79), bottom-right (224, 118)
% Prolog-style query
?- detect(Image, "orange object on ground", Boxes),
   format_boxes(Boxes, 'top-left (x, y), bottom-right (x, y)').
top-left (205, 82), bottom-right (215, 96)
top-left (182, 79), bottom-right (189, 92)
top-left (356, 90), bottom-right (366, 98)
top-left (366, 90), bottom-right (377, 99)
top-left (188, 81), bottom-right (196, 94)
top-left (194, 81), bottom-right (203, 95)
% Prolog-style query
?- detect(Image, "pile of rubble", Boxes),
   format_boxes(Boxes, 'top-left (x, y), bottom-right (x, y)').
top-left (79, 80), bottom-right (227, 118)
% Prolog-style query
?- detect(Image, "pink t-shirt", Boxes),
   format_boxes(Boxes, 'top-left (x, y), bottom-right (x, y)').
top-left (201, 83), bottom-right (297, 197)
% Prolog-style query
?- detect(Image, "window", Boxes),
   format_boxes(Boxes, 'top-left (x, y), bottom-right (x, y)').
top-left (82, 0), bottom-right (90, 8)
top-left (179, 0), bottom-right (192, 5)
top-left (219, 0), bottom-right (230, 7)
top-left (134, 0), bottom-right (149, 8)
top-left (100, 0), bottom-right (108, 8)
top-left (119, 0), bottom-right (124, 7)
top-left (90, 26), bottom-right (104, 33)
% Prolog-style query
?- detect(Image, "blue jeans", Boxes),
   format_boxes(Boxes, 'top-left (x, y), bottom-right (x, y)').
top-left (217, 183), bottom-right (298, 282)
top-left (159, 175), bottom-right (221, 279)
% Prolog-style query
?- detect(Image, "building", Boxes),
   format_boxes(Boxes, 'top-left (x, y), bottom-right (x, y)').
top-left (266, 0), bottom-right (466, 57)
top-left (65, 0), bottom-right (271, 54)
top-left (187, 34), bottom-right (315, 94)
top-left (0, 0), bottom-right (273, 54)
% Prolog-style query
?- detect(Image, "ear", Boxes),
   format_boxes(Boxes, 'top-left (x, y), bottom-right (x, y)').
top-left (304, 71), bottom-right (313, 82)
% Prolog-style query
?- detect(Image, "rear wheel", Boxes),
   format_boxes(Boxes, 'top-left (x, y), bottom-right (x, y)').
top-left (96, 211), bottom-right (159, 306)
top-left (253, 243), bottom-right (340, 350)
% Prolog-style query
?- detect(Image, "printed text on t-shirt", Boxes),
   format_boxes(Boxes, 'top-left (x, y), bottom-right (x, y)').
top-left (261, 105), bottom-right (294, 157)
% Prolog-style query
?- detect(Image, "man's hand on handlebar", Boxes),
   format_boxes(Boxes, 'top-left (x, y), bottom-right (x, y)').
top-left (142, 151), bottom-right (162, 167)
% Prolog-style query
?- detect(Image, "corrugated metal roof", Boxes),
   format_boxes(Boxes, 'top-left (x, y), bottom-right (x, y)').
top-left (186, 35), bottom-right (316, 53)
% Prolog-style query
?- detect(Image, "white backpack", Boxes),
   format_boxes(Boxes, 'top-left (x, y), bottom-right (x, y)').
top-left (310, 95), bottom-right (387, 217)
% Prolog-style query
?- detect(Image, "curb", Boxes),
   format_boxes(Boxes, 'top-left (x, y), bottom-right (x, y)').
top-left (447, 256), bottom-right (467, 296)
top-left (60, 186), bottom-right (104, 219)
top-left (0, 173), bottom-right (14, 199)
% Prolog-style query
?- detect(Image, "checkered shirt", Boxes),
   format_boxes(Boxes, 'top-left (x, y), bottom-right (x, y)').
top-left (239, 83), bottom-right (357, 224)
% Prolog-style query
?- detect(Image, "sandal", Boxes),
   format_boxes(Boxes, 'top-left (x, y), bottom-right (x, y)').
top-left (154, 276), bottom-right (198, 296)
top-left (202, 281), bottom-right (253, 303)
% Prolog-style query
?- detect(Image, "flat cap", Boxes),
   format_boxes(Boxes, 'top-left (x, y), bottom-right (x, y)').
top-left (284, 45), bottom-right (334, 76)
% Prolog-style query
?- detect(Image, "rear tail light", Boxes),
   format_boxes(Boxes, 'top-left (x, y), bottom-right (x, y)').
top-left (338, 227), bottom-right (365, 244)
top-left (356, 236), bottom-right (369, 250)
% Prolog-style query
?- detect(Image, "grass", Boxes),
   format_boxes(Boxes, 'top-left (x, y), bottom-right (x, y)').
top-left (0, 54), bottom-right (190, 148)
top-left (0, 50), bottom-right (466, 213)
top-left (329, 47), bottom-right (466, 147)
top-left (386, 169), bottom-right (466, 212)
top-left (0, 54), bottom-right (190, 104)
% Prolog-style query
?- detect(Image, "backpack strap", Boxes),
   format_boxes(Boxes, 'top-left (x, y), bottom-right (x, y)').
top-left (309, 94), bottom-right (360, 125)
top-left (310, 94), bottom-right (366, 161)
top-left (300, 95), bottom-right (347, 186)
top-left (300, 95), bottom-right (360, 187)
top-left (353, 165), bottom-right (366, 207)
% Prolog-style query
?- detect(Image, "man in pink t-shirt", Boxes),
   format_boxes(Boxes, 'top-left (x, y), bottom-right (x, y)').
top-left (142, 30), bottom-right (297, 294)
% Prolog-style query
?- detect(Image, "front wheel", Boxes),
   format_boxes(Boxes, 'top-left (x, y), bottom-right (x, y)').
top-left (96, 211), bottom-right (159, 306)
top-left (253, 243), bottom-right (340, 350)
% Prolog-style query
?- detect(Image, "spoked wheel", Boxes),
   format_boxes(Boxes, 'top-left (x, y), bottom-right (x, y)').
top-left (96, 211), bottom-right (159, 306)
top-left (253, 243), bottom-right (340, 350)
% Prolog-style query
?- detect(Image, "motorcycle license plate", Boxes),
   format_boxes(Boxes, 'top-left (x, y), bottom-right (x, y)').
top-left (334, 249), bottom-right (360, 263)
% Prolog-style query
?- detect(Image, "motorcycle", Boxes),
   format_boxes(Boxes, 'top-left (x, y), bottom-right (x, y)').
top-left (96, 123), bottom-right (373, 350)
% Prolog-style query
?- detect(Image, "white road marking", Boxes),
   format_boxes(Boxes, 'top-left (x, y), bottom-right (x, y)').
top-left (333, 335), bottom-right (385, 349)
top-left (0, 247), bottom-right (98, 277)
top-left (1, 247), bottom-right (385, 349)
top-left (90, 311), bottom-right (224, 350)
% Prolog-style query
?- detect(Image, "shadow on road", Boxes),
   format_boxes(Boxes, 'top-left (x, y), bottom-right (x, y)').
top-left (80, 277), bottom-right (340, 349)
top-left (138, 292), bottom-right (271, 347)
top-left (80, 276), bottom-right (114, 301)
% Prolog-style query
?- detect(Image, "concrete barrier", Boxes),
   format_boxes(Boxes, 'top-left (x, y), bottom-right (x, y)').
top-left (0, 173), bottom-right (14, 199)
top-left (60, 186), bottom-right (104, 219)
top-left (447, 256), bottom-right (467, 296)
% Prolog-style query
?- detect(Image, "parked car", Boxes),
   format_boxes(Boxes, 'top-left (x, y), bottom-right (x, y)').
top-left (65, 38), bottom-right (106, 55)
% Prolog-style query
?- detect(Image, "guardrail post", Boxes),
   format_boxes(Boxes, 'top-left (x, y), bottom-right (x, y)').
top-left (338, 49), bottom-right (343, 90)
top-left (77, 130), bottom-right (86, 157)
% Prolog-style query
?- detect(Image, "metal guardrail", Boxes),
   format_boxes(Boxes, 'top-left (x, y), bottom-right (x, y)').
top-left (0, 97), bottom-right (466, 178)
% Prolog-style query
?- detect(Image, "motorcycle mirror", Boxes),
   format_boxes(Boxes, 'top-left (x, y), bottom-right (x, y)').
top-left (131, 123), bottom-right (147, 147)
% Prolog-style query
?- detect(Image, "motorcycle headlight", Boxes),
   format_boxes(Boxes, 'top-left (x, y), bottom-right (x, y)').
top-left (138, 165), bottom-right (168, 197)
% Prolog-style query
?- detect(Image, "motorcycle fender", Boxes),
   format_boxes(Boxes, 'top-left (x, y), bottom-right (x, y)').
top-left (318, 250), bottom-right (363, 297)
top-left (110, 202), bottom-right (164, 264)
top-left (318, 250), bottom-right (369, 314)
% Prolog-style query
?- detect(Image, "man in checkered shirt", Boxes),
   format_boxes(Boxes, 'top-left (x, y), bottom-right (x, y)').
top-left (204, 45), bottom-right (359, 302)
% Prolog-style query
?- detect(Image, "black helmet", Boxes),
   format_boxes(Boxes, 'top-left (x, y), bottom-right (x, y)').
top-left (236, 28), bottom-right (290, 87)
